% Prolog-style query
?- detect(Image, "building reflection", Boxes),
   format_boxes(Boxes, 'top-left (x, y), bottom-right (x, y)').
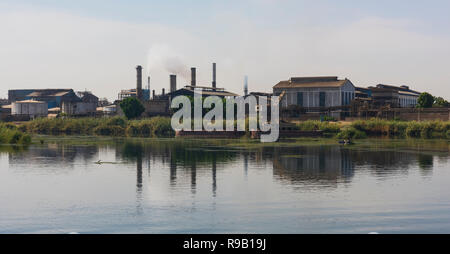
top-left (271, 145), bottom-right (439, 186)
top-left (272, 146), bottom-right (355, 187)
top-left (7, 139), bottom-right (443, 198)
top-left (7, 143), bottom-right (98, 170)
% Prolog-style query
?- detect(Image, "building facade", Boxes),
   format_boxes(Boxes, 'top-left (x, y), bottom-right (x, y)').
top-left (273, 77), bottom-right (356, 109)
top-left (370, 84), bottom-right (420, 108)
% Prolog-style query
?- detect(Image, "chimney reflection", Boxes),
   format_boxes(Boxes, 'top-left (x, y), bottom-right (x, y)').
top-left (137, 155), bottom-right (143, 192)
top-left (170, 159), bottom-right (177, 186)
top-left (191, 163), bottom-right (197, 194)
top-left (212, 157), bottom-right (217, 197)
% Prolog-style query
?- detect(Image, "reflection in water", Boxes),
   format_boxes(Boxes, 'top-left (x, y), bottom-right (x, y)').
top-left (418, 154), bottom-right (434, 176)
top-left (7, 140), bottom-right (445, 192)
top-left (3, 139), bottom-right (450, 233)
top-left (7, 144), bottom-right (98, 171)
top-left (272, 146), bottom-right (355, 188)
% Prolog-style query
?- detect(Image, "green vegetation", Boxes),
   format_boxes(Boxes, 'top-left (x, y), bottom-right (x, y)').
top-left (433, 96), bottom-right (450, 108)
top-left (119, 97), bottom-right (145, 119)
top-left (19, 116), bottom-right (174, 138)
top-left (11, 117), bottom-right (450, 141)
top-left (417, 92), bottom-right (435, 108)
top-left (293, 119), bottom-right (450, 140)
top-left (0, 123), bottom-right (32, 145)
top-left (336, 127), bottom-right (367, 139)
top-left (294, 120), bottom-right (341, 135)
top-left (350, 119), bottom-right (450, 139)
top-left (417, 92), bottom-right (449, 108)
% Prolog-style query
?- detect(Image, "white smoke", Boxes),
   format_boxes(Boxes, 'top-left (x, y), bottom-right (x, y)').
top-left (146, 44), bottom-right (190, 80)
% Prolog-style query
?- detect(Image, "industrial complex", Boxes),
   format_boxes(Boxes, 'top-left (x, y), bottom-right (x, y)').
top-left (0, 62), bottom-right (448, 122)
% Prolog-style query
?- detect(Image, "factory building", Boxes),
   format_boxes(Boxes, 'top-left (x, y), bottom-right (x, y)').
top-left (369, 84), bottom-right (420, 108)
top-left (8, 89), bottom-right (81, 108)
top-left (273, 76), bottom-right (356, 109)
top-left (355, 87), bottom-right (372, 99)
top-left (118, 88), bottom-right (150, 101)
top-left (11, 100), bottom-right (48, 118)
top-left (61, 91), bottom-right (99, 116)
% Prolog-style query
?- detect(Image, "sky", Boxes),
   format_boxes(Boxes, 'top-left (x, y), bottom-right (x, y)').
top-left (1, 0), bottom-right (450, 101)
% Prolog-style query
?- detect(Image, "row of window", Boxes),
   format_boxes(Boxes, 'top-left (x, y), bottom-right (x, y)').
top-left (294, 91), bottom-right (354, 107)
top-left (399, 97), bottom-right (418, 107)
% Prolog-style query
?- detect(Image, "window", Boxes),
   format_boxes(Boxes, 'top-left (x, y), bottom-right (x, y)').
top-left (297, 92), bottom-right (303, 107)
top-left (319, 92), bottom-right (326, 107)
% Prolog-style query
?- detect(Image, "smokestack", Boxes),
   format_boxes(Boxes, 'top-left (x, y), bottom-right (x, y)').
top-left (244, 75), bottom-right (249, 96)
top-left (147, 76), bottom-right (150, 91)
top-left (170, 75), bottom-right (177, 93)
top-left (136, 65), bottom-right (143, 100)
top-left (152, 90), bottom-right (155, 99)
top-left (191, 67), bottom-right (196, 87)
top-left (212, 63), bottom-right (217, 89)
top-left (162, 88), bottom-right (165, 96)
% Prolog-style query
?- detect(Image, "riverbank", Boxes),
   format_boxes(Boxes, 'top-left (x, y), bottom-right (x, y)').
top-left (12, 117), bottom-right (450, 140)
top-left (295, 119), bottom-right (450, 139)
top-left (16, 116), bottom-right (174, 138)
top-left (0, 123), bottom-right (31, 145)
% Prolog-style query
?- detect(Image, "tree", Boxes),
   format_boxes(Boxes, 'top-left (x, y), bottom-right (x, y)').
top-left (417, 92), bottom-right (434, 108)
top-left (119, 97), bottom-right (145, 119)
top-left (433, 96), bottom-right (450, 108)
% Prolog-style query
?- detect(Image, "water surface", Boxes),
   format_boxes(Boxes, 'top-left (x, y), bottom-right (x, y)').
top-left (0, 138), bottom-right (449, 234)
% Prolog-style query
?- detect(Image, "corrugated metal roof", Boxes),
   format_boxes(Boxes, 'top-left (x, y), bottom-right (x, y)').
top-left (27, 89), bottom-right (72, 97)
top-left (274, 80), bottom-right (348, 89)
top-left (14, 100), bottom-right (47, 104)
top-left (398, 91), bottom-right (420, 96)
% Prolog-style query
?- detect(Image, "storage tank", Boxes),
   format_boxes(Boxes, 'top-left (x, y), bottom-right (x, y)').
top-left (11, 100), bottom-right (48, 118)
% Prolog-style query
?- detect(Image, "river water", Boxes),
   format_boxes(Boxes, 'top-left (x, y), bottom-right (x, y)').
top-left (0, 138), bottom-right (449, 234)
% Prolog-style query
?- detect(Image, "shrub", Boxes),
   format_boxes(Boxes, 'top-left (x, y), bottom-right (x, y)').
top-left (0, 127), bottom-right (32, 145)
top-left (93, 125), bottom-right (125, 136)
top-left (337, 127), bottom-right (367, 139)
top-left (406, 121), bottom-right (422, 138)
top-left (296, 120), bottom-right (340, 134)
top-left (105, 117), bottom-right (127, 128)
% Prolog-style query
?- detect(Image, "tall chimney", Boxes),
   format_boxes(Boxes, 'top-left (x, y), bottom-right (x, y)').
top-left (152, 90), bottom-right (155, 99)
top-left (212, 63), bottom-right (217, 89)
top-left (170, 75), bottom-right (177, 93)
top-left (244, 75), bottom-right (249, 96)
top-left (147, 76), bottom-right (150, 91)
top-left (136, 65), bottom-right (143, 100)
top-left (162, 88), bottom-right (165, 96)
top-left (191, 67), bottom-right (196, 87)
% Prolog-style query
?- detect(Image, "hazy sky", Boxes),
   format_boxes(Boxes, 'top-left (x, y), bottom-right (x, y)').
top-left (1, 0), bottom-right (450, 101)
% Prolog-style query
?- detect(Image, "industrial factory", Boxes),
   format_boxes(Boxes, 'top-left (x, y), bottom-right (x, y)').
top-left (0, 61), bottom-right (448, 122)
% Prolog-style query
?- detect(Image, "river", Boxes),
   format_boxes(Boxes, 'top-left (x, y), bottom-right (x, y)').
top-left (0, 138), bottom-right (449, 233)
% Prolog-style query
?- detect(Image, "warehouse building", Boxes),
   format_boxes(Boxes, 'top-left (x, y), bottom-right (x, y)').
top-left (8, 89), bottom-right (81, 108)
top-left (273, 76), bottom-right (356, 109)
top-left (369, 84), bottom-right (420, 108)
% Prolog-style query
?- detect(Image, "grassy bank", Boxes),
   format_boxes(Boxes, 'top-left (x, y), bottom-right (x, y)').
top-left (18, 116), bottom-right (174, 138)
top-left (0, 123), bottom-right (32, 145)
top-left (12, 117), bottom-right (450, 140)
top-left (295, 119), bottom-right (450, 139)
